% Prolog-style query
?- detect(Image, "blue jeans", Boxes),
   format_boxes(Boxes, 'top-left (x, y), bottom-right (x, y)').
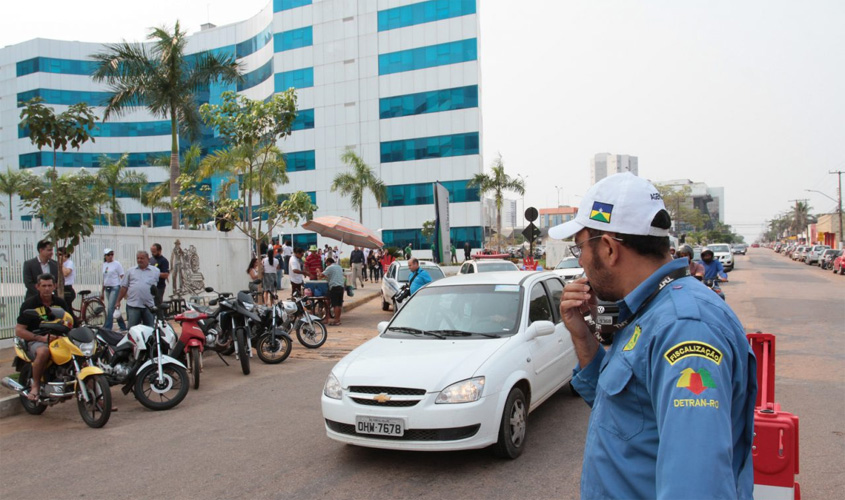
top-left (103, 286), bottom-right (127, 330)
top-left (126, 306), bottom-right (154, 328)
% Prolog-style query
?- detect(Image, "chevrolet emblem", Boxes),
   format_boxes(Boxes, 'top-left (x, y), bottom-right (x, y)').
top-left (373, 393), bottom-right (391, 404)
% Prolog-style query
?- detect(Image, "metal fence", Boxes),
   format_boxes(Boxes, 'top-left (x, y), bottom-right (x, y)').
top-left (0, 220), bottom-right (253, 339)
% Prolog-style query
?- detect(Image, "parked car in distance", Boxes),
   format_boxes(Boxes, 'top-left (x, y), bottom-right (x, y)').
top-left (805, 245), bottom-right (831, 265)
top-left (381, 260), bottom-right (446, 311)
top-left (820, 249), bottom-right (842, 270)
top-left (457, 259), bottom-right (520, 275)
top-left (707, 243), bottom-right (734, 271)
top-left (322, 271), bottom-right (576, 459)
top-left (731, 244), bottom-right (748, 255)
top-left (552, 257), bottom-right (585, 283)
top-left (833, 253), bottom-right (845, 275)
top-left (751, 243), bottom-right (760, 248)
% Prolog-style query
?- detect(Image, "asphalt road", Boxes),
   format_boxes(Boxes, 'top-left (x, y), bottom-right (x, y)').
top-left (0, 249), bottom-right (842, 499)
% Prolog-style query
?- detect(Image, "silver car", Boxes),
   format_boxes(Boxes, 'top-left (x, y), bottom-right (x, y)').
top-left (381, 260), bottom-right (446, 311)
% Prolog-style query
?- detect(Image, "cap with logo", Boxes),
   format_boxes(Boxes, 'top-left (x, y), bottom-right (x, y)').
top-left (549, 172), bottom-right (670, 240)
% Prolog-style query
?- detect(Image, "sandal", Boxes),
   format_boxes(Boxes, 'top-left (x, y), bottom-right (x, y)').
top-left (327, 321), bottom-right (341, 326)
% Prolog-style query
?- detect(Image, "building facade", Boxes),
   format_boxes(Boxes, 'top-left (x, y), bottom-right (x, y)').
top-left (590, 152), bottom-right (638, 185)
top-left (0, 0), bottom-right (484, 251)
top-left (657, 178), bottom-right (724, 232)
top-left (538, 206), bottom-right (577, 230)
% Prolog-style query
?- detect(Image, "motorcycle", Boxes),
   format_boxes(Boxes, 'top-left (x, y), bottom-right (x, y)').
top-left (185, 287), bottom-right (234, 356)
top-left (216, 290), bottom-right (260, 375)
top-left (94, 298), bottom-right (189, 410)
top-left (703, 278), bottom-right (726, 301)
top-left (1, 308), bottom-right (111, 428)
top-left (249, 290), bottom-right (293, 364)
top-left (279, 293), bottom-right (327, 349)
top-left (172, 309), bottom-right (223, 389)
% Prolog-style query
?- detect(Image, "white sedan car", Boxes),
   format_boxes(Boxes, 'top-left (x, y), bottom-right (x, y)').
top-left (322, 271), bottom-right (577, 458)
top-left (552, 257), bottom-right (584, 283)
top-left (457, 259), bottom-right (520, 274)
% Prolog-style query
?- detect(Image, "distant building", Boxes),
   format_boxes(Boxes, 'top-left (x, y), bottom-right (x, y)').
top-left (657, 179), bottom-right (724, 232)
top-left (482, 198), bottom-right (517, 232)
top-left (591, 153), bottom-right (638, 185)
top-left (538, 206), bottom-right (578, 230)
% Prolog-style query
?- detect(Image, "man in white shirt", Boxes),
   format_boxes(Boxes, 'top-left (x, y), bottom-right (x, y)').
top-left (288, 247), bottom-right (307, 297)
top-left (57, 247), bottom-right (76, 305)
top-left (281, 240), bottom-right (293, 274)
top-left (101, 248), bottom-right (127, 330)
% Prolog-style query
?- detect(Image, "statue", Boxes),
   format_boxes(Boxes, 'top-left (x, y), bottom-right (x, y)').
top-left (170, 240), bottom-right (205, 299)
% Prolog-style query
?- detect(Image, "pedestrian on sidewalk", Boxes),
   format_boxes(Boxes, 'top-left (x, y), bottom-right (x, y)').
top-left (404, 243), bottom-right (412, 260)
top-left (262, 248), bottom-right (278, 305)
top-left (288, 247), bottom-right (307, 297)
top-left (450, 243), bottom-right (458, 264)
top-left (319, 257), bottom-right (345, 326)
top-left (350, 246), bottom-right (365, 288)
top-left (101, 248), bottom-right (127, 331)
top-left (247, 257), bottom-right (261, 293)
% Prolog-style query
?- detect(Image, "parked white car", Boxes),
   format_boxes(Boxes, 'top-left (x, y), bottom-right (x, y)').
top-left (551, 257), bottom-right (584, 283)
top-left (805, 244), bottom-right (831, 265)
top-left (457, 259), bottom-right (519, 275)
top-left (380, 260), bottom-right (446, 311)
top-left (323, 271), bottom-right (576, 458)
top-left (707, 243), bottom-right (734, 272)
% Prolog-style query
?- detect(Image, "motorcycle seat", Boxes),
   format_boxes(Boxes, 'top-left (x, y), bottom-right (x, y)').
top-left (97, 328), bottom-right (126, 346)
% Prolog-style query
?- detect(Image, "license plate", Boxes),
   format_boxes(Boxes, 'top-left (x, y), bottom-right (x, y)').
top-left (355, 416), bottom-right (404, 437)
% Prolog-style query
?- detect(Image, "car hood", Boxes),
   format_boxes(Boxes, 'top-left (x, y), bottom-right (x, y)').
top-left (334, 335), bottom-right (511, 392)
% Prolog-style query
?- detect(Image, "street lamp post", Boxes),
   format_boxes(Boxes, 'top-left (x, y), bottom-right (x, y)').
top-left (555, 185), bottom-right (563, 207)
top-left (805, 188), bottom-right (843, 249)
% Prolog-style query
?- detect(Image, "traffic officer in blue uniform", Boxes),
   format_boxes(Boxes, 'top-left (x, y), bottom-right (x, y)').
top-left (550, 172), bottom-right (756, 499)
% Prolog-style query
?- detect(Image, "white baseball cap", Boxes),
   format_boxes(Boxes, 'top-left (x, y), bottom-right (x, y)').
top-left (549, 172), bottom-right (670, 240)
top-left (103, 248), bottom-right (114, 255)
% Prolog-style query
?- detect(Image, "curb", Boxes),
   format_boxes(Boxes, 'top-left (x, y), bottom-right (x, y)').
top-left (0, 394), bottom-right (22, 419)
top-left (342, 292), bottom-right (381, 314)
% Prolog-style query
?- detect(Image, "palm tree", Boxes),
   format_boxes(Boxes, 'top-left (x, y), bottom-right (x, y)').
top-left (0, 167), bottom-right (35, 220)
top-left (331, 148), bottom-right (386, 223)
top-left (790, 201), bottom-right (812, 236)
top-left (468, 154), bottom-right (525, 251)
top-left (95, 154), bottom-right (148, 226)
top-left (91, 21), bottom-right (242, 228)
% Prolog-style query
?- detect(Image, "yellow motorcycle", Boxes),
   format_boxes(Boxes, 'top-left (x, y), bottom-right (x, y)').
top-left (1, 308), bottom-right (112, 428)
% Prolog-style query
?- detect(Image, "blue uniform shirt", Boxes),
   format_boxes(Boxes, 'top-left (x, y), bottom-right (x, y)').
top-left (701, 258), bottom-right (727, 280)
top-left (409, 268), bottom-right (432, 295)
top-left (571, 258), bottom-right (756, 499)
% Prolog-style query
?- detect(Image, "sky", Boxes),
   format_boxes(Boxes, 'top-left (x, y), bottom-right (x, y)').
top-left (3, 0), bottom-right (843, 242)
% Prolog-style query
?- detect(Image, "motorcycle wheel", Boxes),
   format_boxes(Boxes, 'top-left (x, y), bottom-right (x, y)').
top-left (296, 321), bottom-right (327, 349)
top-left (134, 363), bottom-right (189, 411)
top-left (235, 327), bottom-right (251, 375)
top-left (313, 300), bottom-right (335, 320)
top-left (77, 374), bottom-right (111, 428)
top-left (190, 346), bottom-right (201, 390)
top-left (18, 365), bottom-right (47, 415)
top-left (256, 332), bottom-right (292, 364)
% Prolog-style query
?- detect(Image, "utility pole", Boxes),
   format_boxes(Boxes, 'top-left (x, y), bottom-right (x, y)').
top-left (831, 170), bottom-right (844, 249)
top-left (788, 198), bottom-right (809, 242)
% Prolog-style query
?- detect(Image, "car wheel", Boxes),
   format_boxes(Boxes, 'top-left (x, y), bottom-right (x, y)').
top-left (493, 386), bottom-right (527, 459)
top-left (382, 298), bottom-right (390, 311)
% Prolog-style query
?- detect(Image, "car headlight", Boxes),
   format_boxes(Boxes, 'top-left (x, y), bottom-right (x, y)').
top-left (75, 341), bottom-right (97, 357)
top-left (436, 377), bottom-right (485, 404)
top-left (323, 372), bottom-right (342, 400)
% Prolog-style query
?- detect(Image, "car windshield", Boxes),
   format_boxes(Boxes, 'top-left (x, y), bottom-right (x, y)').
top-left (396, 266), bottom-right (445, 282)
top-left (385, 284), bottom-right (522, 337)
top-left (556, 258), bottom-right (581, 269)
top-left (477, 262), bottom-right (518, 272)
top-left (709, 244), bottom-right (731, 253)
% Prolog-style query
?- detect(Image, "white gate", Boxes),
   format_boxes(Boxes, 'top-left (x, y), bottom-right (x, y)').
top-left (0, 220), bottom-right (253, 339)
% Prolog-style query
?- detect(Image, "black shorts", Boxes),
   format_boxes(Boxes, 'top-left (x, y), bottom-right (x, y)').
top-left (329, 286), bottom-right (344, 308)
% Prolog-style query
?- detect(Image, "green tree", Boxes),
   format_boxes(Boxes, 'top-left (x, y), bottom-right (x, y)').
top-left (91, 21), bottom-right (243, 228)
top-left (421, 220), bottom-right (436, 243)
top-left (95, 154), bottom-right (148, 226)
top-left (331, 147), bottom-right (387, 224)
top-left (656, 184), bottom-right (707, 233)
top-left (789, 201), bottom-right (812, 236)
top-left (20, 171), bottom-right (99, 290)
top-left (146, 144), bottom-right (206, 227)
top-left (0, 168), bottom-right (36, 220)
top-left (200, 90), bottom-right (298, 249)
top-left (468, 154), bottom-right (525, 251)
top-left (18, 98), bottom-right (98, 179)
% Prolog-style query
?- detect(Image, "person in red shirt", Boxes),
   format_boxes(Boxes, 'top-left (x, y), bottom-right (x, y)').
top-left (381, 249), bottom-right (396, 275)
top-left (305, 245), bottom-right (323, 279)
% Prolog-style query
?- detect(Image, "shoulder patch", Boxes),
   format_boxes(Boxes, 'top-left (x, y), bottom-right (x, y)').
top-left (623, 325), bottom-right (641, 351)
top-left (664, 341), bottom-right (723, 365)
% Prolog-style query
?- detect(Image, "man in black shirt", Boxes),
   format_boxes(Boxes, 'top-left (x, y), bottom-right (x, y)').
top-left (15, 273), bottom-right (74, 400)
top-left (150, 243), bottom-right (170, 304)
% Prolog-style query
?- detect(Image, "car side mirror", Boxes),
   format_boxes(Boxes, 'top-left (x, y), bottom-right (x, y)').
top-left (377, 321), bottom-right (389, 334)
top-left (525, 320), bottom-right (555, 340)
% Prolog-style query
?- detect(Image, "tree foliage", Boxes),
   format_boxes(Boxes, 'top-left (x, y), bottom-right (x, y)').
top-left (96, 154), bottom-right (148, 226)
top-left (468, 154), bottom-right (525, 251)
top-left (0, 168), bottom-right (37, 220)
top-left (18, 97), bottom-right (98, 178)
top-left (421, 220), bottom-right (436, 244)
top-left (91, 21), bottom-right (243, 228)
top-left (656, 184), bottom-right (707, 232)
top-left (331, 147), bottom-right (387, 223)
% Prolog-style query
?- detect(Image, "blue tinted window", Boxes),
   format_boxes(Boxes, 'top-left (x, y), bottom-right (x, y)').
top-left (292, 233), bottom-right (317, 249)
top-left (381, 226), bottom-right (482, 250)
top-left (16, 57), bottom-right (99, 77)
top-left (379, 85), bottom-right (477, 119)
top-left (19, 151), bottom-right (168, 169)
top-left (274, 26), bottom-right (313, 52)
top-left (284, 150), bottom-right (316, 172)
top-left (383, 180), bottom-right (479, 207)
top-left (379, 38), bottom-right (476, 75)
top-left (238, 60), bottom-right (274, 91)
top-left (19, 121), bottom-right (171, 139)
top-left (380, 132), bottom-right (479, 163)
top-left (378, 0), bottom-right (476, 32)
top-left (292, 108), bottom-right (315, 131)
top-left (17, 89), bottom-right (112, 107)
top-left (274, 67), bottom-right (314, 91)
top-left (236, 25), bottom-right (273, 59)
top-left (274, 0), bottom-right (311, 12)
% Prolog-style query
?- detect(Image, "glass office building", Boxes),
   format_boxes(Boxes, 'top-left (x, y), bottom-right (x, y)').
top-left (0, 0), bottom-right (483, 250)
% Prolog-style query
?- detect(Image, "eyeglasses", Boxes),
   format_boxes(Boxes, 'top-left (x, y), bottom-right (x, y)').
top-left (106, 253), bottom-right (114, 257)
top-left (569, 234), bottom-right (624, 258)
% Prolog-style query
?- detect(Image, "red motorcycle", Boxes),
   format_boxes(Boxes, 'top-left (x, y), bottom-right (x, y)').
top-left (173, 309), bottom-right (212, 390)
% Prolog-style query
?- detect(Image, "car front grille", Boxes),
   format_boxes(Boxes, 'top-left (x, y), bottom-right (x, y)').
top-left (348, 386), bottom-right (426, 396)
top-left (350, 398), bottom-right (419, 407)
top-left (325, 420), bottom-right (480, 441)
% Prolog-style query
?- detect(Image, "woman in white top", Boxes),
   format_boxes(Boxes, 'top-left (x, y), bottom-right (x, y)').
top-left (101, 248), bottom-right (127, 330)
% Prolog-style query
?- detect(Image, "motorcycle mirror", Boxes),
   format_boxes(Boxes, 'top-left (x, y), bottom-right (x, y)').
top-left (205, 287), bottom-right (215, 293)
top-left (209, 299), bottom-right (218, 306)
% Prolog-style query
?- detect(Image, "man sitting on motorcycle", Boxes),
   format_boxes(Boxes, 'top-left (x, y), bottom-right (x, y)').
top-left (700, 247), bottom-right (728, 299)
top-left (15, 273), bottom-right (75, 401)
top-left (676, 244), bottom-right (705, 279)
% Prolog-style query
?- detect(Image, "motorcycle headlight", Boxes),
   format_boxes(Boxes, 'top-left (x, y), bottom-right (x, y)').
top-left (436, 377), bottom-right (485, 404)
top-left (323, 372), bottom-right (342, 400)
top-left (75, 340), bottom-right (97, 357)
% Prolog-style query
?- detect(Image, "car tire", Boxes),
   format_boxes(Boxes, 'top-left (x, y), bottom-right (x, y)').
top-left (493, 386), bottom-right (527, 459)
top-left (382, 298), bottom-right (390, 311)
